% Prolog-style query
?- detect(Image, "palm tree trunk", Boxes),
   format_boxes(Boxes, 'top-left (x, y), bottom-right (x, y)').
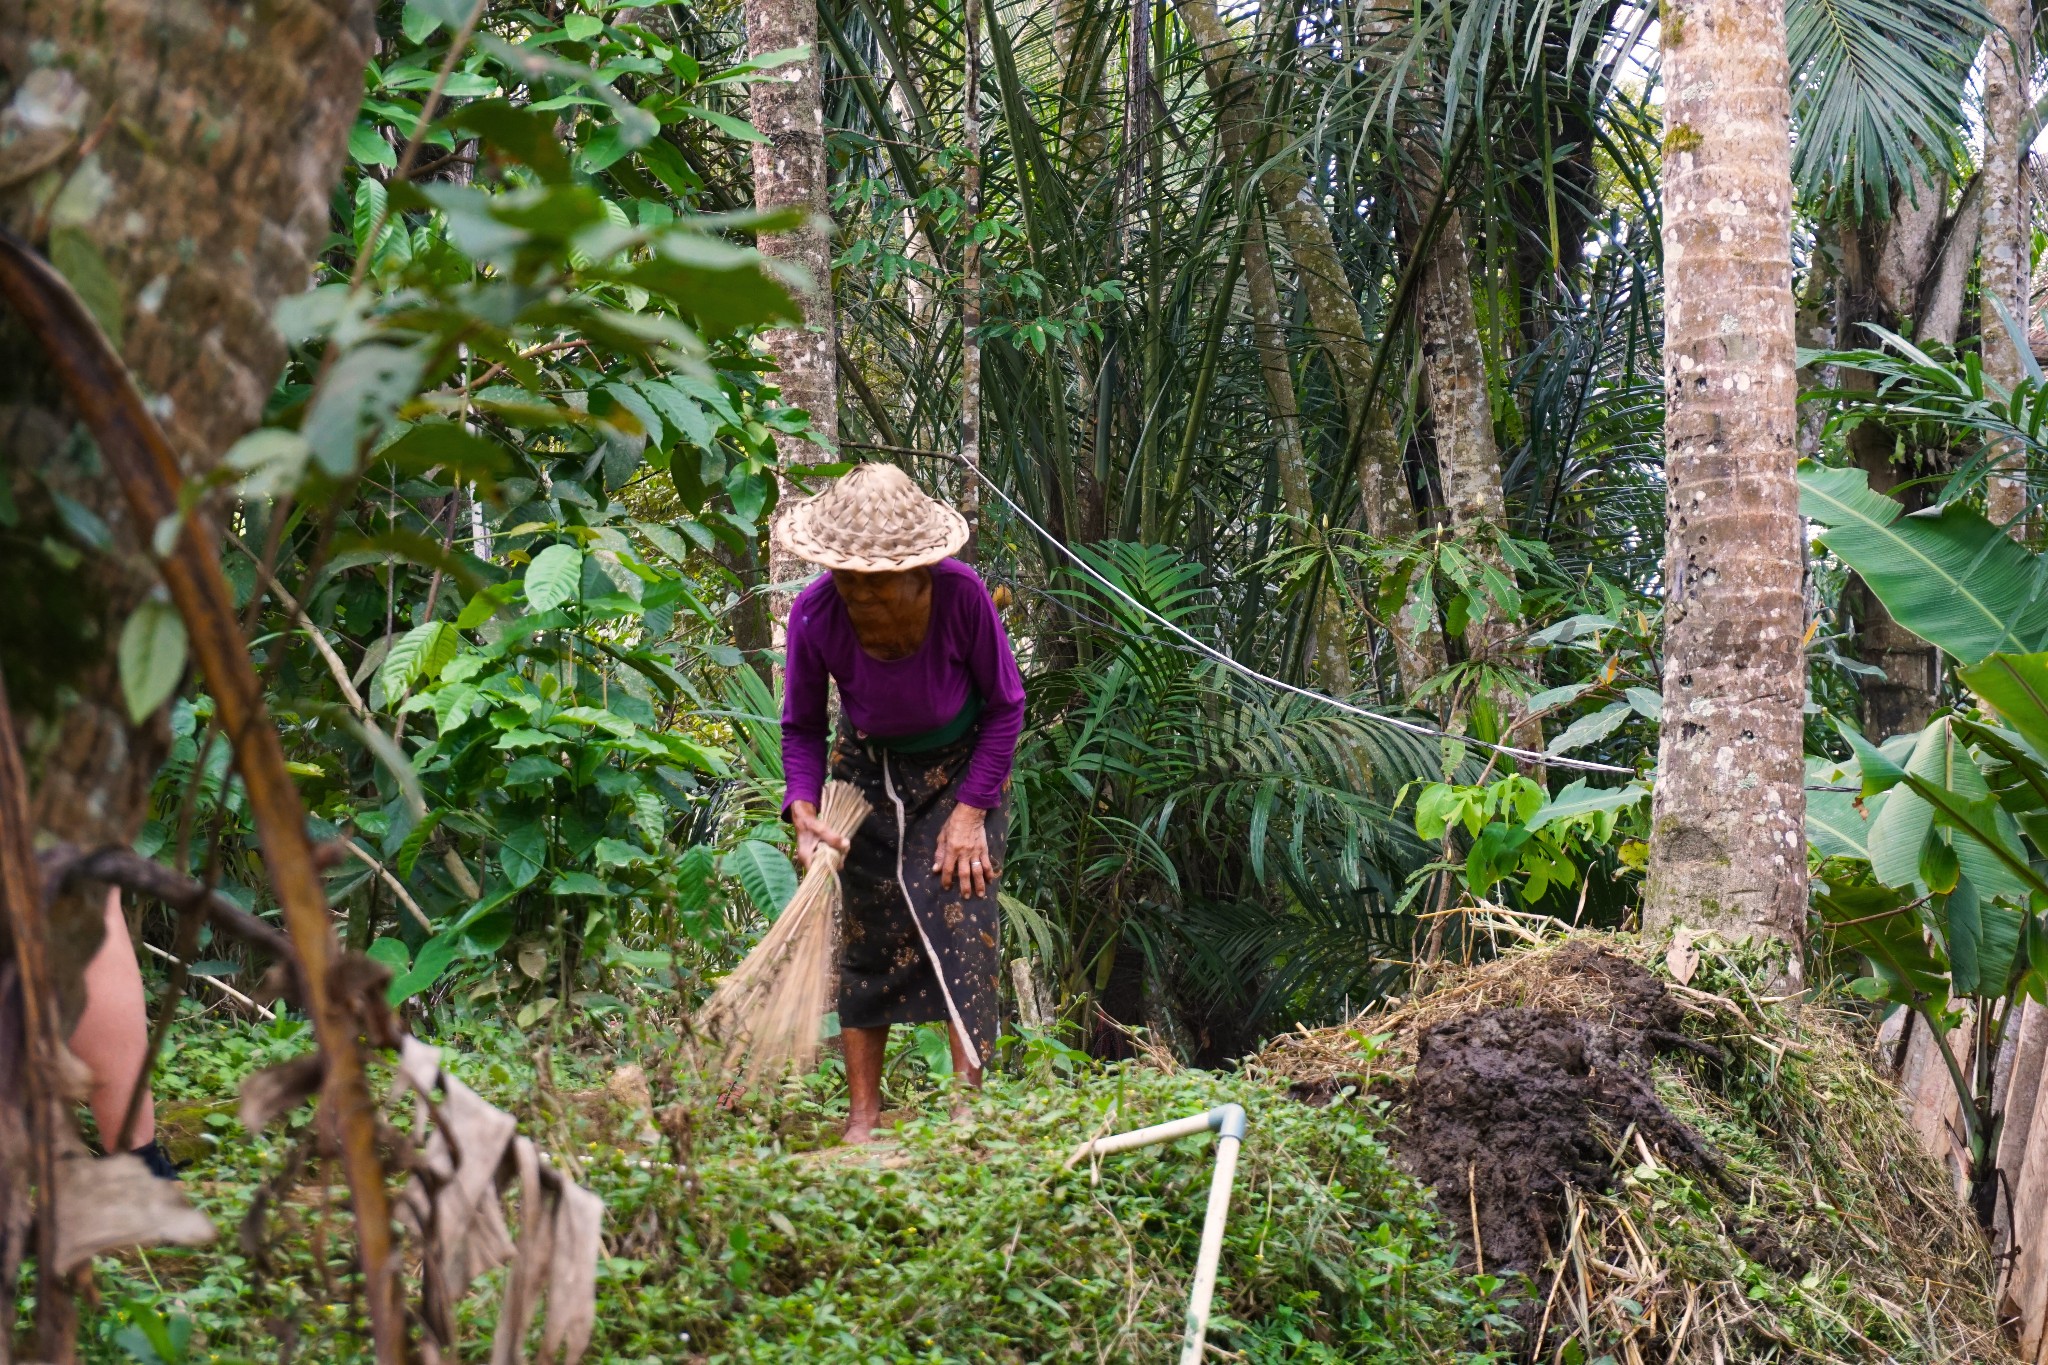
top-left (1406, 195), bottom-right (1545, 745)
top-left (1244, 211), bottom-right (1353, 691)
top-left (1833, 219), bottom-right (1940, 739)
top-left (748, 0), bottom-right (839, 620)
top-left (1413, 206), bottom-right (1513, 549)
top-left (1642, 0), bottom-right (1807, 954)
top-left (960, 0), bottom-right (983, 558)
top-left (1982, 0), bottom-right (2033, 532)
top-left (1178, 0), bottom-right (1439, 694)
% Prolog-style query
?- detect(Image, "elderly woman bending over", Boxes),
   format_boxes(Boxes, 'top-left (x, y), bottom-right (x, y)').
top-left (775, 463), bottom-right (1026, 1143)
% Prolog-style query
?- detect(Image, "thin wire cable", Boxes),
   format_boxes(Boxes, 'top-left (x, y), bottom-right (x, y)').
top-left (929, 452), bottom-right (1641, 777)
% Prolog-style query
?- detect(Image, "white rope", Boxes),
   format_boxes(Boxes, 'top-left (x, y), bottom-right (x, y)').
top-left (935, 453), bottom-right (1641, 778)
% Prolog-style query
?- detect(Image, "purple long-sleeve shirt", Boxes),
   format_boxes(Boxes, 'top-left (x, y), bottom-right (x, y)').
top-left (781, 559), bottom-right (1027, 812)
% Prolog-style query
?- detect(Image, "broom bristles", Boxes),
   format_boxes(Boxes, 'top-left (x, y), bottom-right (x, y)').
top-left (699, 780), bottom-right (872, 1086)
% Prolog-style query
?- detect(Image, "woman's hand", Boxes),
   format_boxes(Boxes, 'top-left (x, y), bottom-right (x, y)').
top-left (933, 802), bottom-right (994, 898)
top-left (791, 800), bottom-right (851, 873)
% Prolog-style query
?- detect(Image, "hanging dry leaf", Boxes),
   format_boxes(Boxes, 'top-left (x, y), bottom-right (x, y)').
top-left (52, 1150), bottom-right (214, 1273)
top-left (239, 1051), bottom-right (325, 1131)
top-left (490, 1136), bottom-right (553, 1365)
top-left (538, 1180), bottom-right (604, 1364)
top-left (1666, 928), bottom-right (1701, 987)
top-left (389, 1035), bottom-right (604, 1365)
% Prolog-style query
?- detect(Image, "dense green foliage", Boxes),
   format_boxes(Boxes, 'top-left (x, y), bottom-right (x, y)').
top-left (87, 1010), bottom-right (1515, 1364)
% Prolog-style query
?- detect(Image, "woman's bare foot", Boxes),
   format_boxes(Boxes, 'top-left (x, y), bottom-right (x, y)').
top-left (843, 1110), bottom-right (882, 1144)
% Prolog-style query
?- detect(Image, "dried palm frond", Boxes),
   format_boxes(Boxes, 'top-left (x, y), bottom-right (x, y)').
top-left (699, 781), bottom-right (871, 1086)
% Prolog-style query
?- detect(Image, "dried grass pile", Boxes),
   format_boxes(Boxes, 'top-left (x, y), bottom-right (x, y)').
top-left (1250, 931), bottom-right (2013, 1364)
top-left (697, 781), bottom-right (870, 1086)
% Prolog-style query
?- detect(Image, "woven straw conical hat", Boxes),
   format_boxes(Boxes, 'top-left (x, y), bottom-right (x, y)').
top-left (773, 462), bottom-right (969, 572)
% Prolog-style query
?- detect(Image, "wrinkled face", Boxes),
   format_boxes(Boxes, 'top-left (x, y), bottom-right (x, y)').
top-left (831, 568), bottom-right (926, 613)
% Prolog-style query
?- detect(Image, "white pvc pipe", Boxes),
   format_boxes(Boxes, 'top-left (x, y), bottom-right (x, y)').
top-left (1180, 1112), bottom-right (1243, 1365)
top-left (1063, 1110), bottom-right (1219, 1168)
top-left (1058, 1103), bottom-right (1249, 1363)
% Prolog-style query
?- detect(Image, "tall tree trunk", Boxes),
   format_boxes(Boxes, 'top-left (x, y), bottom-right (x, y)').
top-left (1837, 219), bottom-right (1943, 739)
top-left (959, 0), bottom-right (983, 559)
top-left (0, 0), bottom-right (372, 979)
top-left (1982, 0), bottom-right (2033, 532)
top-left (1405, 187), bottom-right (1539, 743)
top-left (748, 0), bottom-right (838, 624)
top-left (1, 0), bottom-right (383, 1348)
top-left (1643, 0), bottom-right (1807, 954)
top-left (1178, 0), bottom-right (1441, 694)
top-left (1244, 211), bottom-right (1353, 691)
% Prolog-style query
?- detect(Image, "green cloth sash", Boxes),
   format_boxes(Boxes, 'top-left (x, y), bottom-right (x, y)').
top-left (868, 688), bottom-right (984, 754)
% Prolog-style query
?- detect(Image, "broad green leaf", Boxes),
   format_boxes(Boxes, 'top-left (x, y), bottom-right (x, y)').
top-left (1868, 784), bottom-right (1933, 889)
top-left (390, 933), bottom-right (464, 1004)
top-left (1799, 461), bottom-right (2048, 663)
top-left (224, 428), bottom-right (314, 499)
top-left (524, 543), bottom-right (583, 612)
top-left (1869, 721), bottom-right (1984, 889)
top-left (1836, 719), bottom-right (1908, 795)
top-left (500, 820), bottom-right (546, 889)
top-left (1806, 752), bottom-right (1878, 861)
top-left (400, 0), bottom-right (441, 41)
top-left (441, 100), bottom-right (573, 183)
top-left (303, 343), bottom-right (425, 477)
top-left (1524, 780), bottom-right (1650, 833)
top-left (593, 837), bottom-right (649, 867)
top-left (724, 840), bottom-right (797, 917)
top-left (1942, 878), bottom-right (2023, 999)
top-left (1946, 879), bottom-right (1985, 995)
top-left (348, 121), bottom-right (397, 168)
top-left (1959, 652), bottom-right (2048, 761)
top-left (1545, 701), bottom-right (1632, 756)
top-left (393, 808), bottom-right (448, 879)
top-left (1527, 613), bottom-right (1614, 647)
top-left (366, 937), bottom-right (412, 973)
top-left (677, 104), bottom-right (767, 143)
top-left (548, 871), bottom-right (612, 896)
top-left (1524, 682), bottom-right (1590, 714)
top-left (1911, 780), bottom-right (2043, 902)
top-left (637, 380), bottom-right (718, 450)
top-left (1819, 875), bottom-right (1947, 1008)
top-left (674, 843), bottom-right (717, 916)
top-left (374, 621), bottom-right (460, 706)
top-left (376, 422), bottom-right (512, 480)
top-left (119, 597), bottom-right (188, 723)
top-left (601, 383), bottom-right (663, 444)
top-left (428, 681), bottom-right (482, 736)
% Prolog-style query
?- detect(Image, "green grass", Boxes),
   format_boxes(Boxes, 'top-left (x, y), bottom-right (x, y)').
top-left (79, 1009), bottom-right (1514, 1364)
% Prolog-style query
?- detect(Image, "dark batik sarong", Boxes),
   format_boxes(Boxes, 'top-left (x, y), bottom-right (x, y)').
top-left (830, 724), bottom-right (1006, 1068)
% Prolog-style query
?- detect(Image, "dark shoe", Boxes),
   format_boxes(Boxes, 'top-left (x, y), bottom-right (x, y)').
top-left (132, 1140), bottom-right (180, 1180)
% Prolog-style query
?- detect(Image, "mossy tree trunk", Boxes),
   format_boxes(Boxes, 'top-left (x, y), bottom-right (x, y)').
top-left (1981, 0), bottom-right (2033, 532)
top-left (1642, 0), bottom-right (1807, 955)
top-left (0, 0), bottom-right (373, 994)
top-left (748, 0), bottom-right (838, 628)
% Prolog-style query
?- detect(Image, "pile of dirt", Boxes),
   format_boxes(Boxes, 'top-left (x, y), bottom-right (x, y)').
top-left (1251, 932), bottom-right (2016, 1363)
top-left (1400, 999), bottom-right (1720, 1279)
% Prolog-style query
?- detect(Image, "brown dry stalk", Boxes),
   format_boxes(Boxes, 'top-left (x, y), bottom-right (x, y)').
top-left (0, 672), bottom-right (78, 1360)
top-left (0, 228), bottom-right (411, 1362)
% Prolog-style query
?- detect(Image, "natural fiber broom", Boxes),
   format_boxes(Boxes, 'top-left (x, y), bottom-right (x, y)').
top-left (698, 780), bottom-right (872, 1085)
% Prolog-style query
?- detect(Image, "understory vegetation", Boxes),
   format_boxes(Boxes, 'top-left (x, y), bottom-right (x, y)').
top-left (11, 0), bottom-right (2048, 1352)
